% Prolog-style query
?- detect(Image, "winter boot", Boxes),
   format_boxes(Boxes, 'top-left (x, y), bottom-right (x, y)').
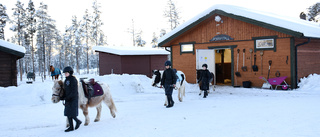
top-left (203, 91), bottom-right (208, 98)
top-left (74, 117), bottom-right (82, 130)
top-left (166, 95), bottom-right (172, 108)
top-left (65, 117), bottom-right (74, 132)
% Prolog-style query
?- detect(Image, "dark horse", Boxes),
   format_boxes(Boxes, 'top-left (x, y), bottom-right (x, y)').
top-left (49, 65), bottom-right (61, 80)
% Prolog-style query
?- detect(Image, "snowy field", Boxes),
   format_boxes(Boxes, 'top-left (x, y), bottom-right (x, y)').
top-left (0, 72), bottom-right (320, 137)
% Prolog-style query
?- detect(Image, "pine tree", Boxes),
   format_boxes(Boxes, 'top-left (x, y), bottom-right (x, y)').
top-left (82, 9), bottom-right (92, 74)
top-left (160, 29), bottom-right (166, 37)
top-left (135, 31), bottom-right (146, 47)
top-left (11, 1), bottom-right (26, 81)
top-left (164, 0), bottom-right (181, 30)
top-left (0, 4), bottom-right (9, 40)
top-left (151, 32), bottom-right (158, 48)
top-left (26, 0), bottom-right (36, 73)
top-left (302, 2), bottom-right (320, 22)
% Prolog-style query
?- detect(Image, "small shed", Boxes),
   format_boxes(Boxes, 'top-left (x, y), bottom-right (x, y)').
top-left (158, 4), bottom-right (320, 89)
top-left (0, 39), bottom-right (26, 87)
top-left (94, 46), bottom-right (169, 77)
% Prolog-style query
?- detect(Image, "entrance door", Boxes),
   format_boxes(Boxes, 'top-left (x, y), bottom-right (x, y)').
top-left (196, 49), bottom-right (215, 84)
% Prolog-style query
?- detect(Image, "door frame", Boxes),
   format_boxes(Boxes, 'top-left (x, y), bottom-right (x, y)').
top-left (208, 45), bottom-right (237, 86)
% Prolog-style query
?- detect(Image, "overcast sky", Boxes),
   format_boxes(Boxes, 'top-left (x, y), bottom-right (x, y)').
top-left (2, 0), bottom-right (319, 47)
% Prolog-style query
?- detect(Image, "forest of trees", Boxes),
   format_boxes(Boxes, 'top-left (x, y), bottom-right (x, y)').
top-left (0, 0), bottom-right (181, 81)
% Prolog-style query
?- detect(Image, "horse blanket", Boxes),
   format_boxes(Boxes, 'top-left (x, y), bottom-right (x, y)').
top-left (51, 68), bottom-right (61, 76)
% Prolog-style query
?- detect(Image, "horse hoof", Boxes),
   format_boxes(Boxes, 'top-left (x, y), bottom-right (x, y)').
top-left (84, 123), bottom-right (89, 126)
top-left (179, 99), bottom-right (183, 102)
top-left (94, 119), bottom-right (100, 122)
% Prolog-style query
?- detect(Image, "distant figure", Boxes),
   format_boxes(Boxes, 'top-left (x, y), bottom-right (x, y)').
top-left (198, 64), bottom-right (211, 98)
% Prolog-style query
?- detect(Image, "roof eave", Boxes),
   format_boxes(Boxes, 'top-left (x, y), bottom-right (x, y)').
top-left (158, 9), bottom-right (305, 47)
top-left (0, 45), bottom-right (25, 59)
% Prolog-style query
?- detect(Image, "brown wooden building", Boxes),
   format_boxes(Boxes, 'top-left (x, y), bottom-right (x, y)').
top-left (158, 5), bottom-right (320, 89)
top-left (0, 39), bottom-right (25, 87)
top-left (94, 46), bottom-right (169, 77)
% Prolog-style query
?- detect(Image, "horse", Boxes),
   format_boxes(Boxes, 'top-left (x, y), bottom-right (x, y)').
top-left (50, 65), bottom-right (61, 80)
top-left (196, 69), bottom-right (215, 96)
top-left (51, 79), bottom-right (117, 126)
top-left (152, 69), bottom-right (186, 106)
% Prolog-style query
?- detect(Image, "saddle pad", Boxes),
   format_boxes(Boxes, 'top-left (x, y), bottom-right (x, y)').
top-left (92, 83), bottom-right (104, 97)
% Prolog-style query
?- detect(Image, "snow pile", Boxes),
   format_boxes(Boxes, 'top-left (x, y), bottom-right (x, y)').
top-left (298, 73), bottom-right (320, 92)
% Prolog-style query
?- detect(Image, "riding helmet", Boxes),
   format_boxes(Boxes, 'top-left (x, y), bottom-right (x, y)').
top-left (202, 64), bottom-right (208, 68)
top-left (63, 66), bottom-right (74, 75)
top-left (164, 60), bottom-right (172, 66)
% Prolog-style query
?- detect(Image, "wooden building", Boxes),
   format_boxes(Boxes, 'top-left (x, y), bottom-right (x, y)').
top-left (94, 46), bottom-right (169, 77)
top-left (158, 4), bottom-right (320, 89)
top-left (0, 39), bottom-right (25, 87)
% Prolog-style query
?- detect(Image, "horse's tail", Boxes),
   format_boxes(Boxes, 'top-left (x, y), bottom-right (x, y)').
top-left (109, 96), bottom-right (117, 112)
top-left (180, 74), bottom-right (185, 86)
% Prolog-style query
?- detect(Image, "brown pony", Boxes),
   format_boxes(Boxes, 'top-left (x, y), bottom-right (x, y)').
top-left (50, 66), bottom-right (61, 80)
top-left (51, 80), bottom-right (117, 126)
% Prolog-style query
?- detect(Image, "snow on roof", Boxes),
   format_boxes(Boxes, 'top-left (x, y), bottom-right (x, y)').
top-left (159, 4), bottom-right (320, 44)
top-left (93, 46), bottom-right (170, 56)
top-left (0, 39), bottom-right (26, 56)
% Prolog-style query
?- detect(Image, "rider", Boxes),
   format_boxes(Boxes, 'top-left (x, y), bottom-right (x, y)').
top-left (160, 60), bottom-right (177, 108)
top-left (63, 66), bottom-right (82, 132)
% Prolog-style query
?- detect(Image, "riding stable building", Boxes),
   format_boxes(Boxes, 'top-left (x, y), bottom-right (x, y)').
top-left (158, 4), bottom-right (320, 89)
top-left (94, 46), bottom-right (169, 77)
top-left (0, 39), bottom-right (26, 87)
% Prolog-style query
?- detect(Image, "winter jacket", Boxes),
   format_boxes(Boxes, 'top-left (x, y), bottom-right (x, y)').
top-left (161, 68), bottom-right (177, 95)
top-left (64, 75), bottom-right (79, 117)
top-left (198, 69), bottom-right (211, 91)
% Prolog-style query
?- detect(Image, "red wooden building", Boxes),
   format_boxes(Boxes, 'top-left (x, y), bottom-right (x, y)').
top-left (94, 46), bottom-right (169, 77)
top-left (0, 39), bottom-right (25, 87)
top-left (158, 4), bottom-right (320, 89)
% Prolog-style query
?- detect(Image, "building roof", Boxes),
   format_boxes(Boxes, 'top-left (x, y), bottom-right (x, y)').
top-left (158, 4), bottom-right (320, 47)
top-left (0, 39), bottom-right (26, 58)
top-left (93, 46), bottom-right (170, 56)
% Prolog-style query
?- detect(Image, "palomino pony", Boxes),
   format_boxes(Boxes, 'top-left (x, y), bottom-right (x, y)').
top-left (50, 66), bottom-right (61, 80)
top-left (152, 70), bottom-right (186, 106)
top-left (51, 80), bottom-right (117, 126)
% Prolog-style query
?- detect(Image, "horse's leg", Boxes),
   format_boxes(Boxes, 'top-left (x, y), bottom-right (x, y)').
top-left (103, 96), bottom-right (116, 118)
top-left (164, 96), bottom-right (168, 106)
top-left (80, 104), bottom-right (90, 126)
top-left (66, 117), bottom-right (70, 128)
top-left (94, 103), bottom-right (102, 122)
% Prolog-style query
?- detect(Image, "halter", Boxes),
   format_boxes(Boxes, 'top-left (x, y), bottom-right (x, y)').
top-left (52, 84), bottom-right (65, 105)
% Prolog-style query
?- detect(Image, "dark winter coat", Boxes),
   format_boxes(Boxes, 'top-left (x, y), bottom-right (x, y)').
top-left (198, 69), bottom-right (211, 91)
top-left (64, 75), bottom-right (79, 117)
top-left (161, 68), bottom-right (177, 95)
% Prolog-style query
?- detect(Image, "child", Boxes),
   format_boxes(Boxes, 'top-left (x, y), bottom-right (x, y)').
top-left (198, 64), bottom-right (211, 98)
top-left (160, 61), bottom-right (177, 108)
top-left (63, 66), bottom-right (82, 132)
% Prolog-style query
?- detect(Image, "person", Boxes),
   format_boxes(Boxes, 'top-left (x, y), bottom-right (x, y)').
top-left (63, 66), bottom-right (82, 132)
top-left (160, 60), bottom-right (177, 108)
top-left (198, 64), bottom-right (211, 98)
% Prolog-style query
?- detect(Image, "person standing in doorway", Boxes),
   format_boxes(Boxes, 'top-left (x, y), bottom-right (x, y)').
top-left (63, 66), bottom-right (82, 132)
top-left (198, 64), bottom-right (211, 98)
top-left (160, 60), bottom-right (177, 108)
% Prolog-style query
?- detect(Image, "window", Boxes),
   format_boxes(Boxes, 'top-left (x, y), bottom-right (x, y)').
top-left (180, 42), bottom-right (195, 54)
top-left (252, 36), bottom-right (277, 52)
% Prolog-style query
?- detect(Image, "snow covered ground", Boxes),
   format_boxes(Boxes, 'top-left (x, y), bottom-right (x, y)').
top-left (0, 72), bottom-right (319, 137)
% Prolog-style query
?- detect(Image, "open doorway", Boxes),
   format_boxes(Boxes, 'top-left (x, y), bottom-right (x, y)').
top-left (215, 49), bottom-right (232, 85)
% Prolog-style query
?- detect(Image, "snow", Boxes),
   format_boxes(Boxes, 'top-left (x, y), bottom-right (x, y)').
top-left (0, 72), bottom-right (320, 137)
top-left (159, 4), bottom-right (320, 44)
top-left (93, 46), bottom-right (169, 56)
top-left (0, 39), bottom-right (26, 54)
